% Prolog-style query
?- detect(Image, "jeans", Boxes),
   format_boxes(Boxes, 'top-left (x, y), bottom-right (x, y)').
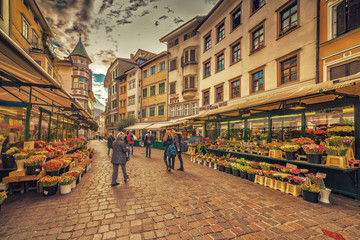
top-left (177, 151), bottom-right (183, 169)
top-left (128, 144), bottom-right (134, 155)
top-left (146, 144), bottom-right (152, 157)
top-left (112, 164), bottom-right (128, 184)
top-left (163, 147), bottom-right (174, 169)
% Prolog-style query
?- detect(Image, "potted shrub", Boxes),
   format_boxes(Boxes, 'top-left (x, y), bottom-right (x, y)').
top-left (302, 144), bottom-right (325, 164)
top-left (40, 176), bottom-right (59, 196)
top-left (13, 152), bottom-right (29, 171)
top-left (59, 175), bottom-right (75, 194)
top-left (301, 183), bottom-right (320, 203)
top-left (217, 160), bottom-right (226, 172)
top-left (238, 166), bottom-right (249, 179)
top-left (280, 145), bottom-right (300, 160)
top-left (25, 155), bottom-right (46, 175)
top-left (42, 161), bottom-right (62, 176)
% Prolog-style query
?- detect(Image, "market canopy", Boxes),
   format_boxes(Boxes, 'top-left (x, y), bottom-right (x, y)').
top-left (124, 123), bottom-right (154, 130)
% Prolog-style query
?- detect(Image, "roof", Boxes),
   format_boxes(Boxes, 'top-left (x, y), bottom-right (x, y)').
top-left (140, 51), bottom-right (168, 68)
top-left (30, 0), bottom-right (53, 37)
top-left (70, 38), bottom-right (92, 62)
top-left (195, 0), bottom-right (225, 31)
top-left (104, 58), bottom-right (139, 88)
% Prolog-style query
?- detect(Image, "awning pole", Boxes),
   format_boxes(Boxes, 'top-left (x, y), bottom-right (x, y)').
top-left (38, 110), bottom-right (42, 140)
top-left (47, 101), bottom-right (53, 142)
top-left (227, 121), bottom-right (230, 140)
top-left (301, 112), bottom-right (306, 137)
top-left (244, 119), bottom-right (248, 142)
top-left (77, 123), bottom-right (79, 138)
top-left (55, 113), bottom-right (59, 140)
top-left (204, 121), bottom-right (207, 138)
top-left (24, 87), bottom-right (32, 141)
top-left (267, 116), bottom-right (272, 143)
top-left (62, 115), bottom-right (65, 140)
top-left (354, 99), bottom-right (360, 159)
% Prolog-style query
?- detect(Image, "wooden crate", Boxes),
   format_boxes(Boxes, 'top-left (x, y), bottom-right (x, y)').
top-left (254, 175), bottom-right (265, 185)
top-left (326, 155), bottom-right (349, 168)
top-left (264, 177), bottom-right (275, 188)
top-left (274, 180), bottom-right (287, 193)
top-left (286, 184), bottom-right (302, 197)
top-left (9, 170), bottom-right (26, 177)
top-left (269, 150), bottom-right (283, 159)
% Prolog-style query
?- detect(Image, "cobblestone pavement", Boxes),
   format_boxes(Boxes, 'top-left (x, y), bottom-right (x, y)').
top-left (1, 140), bottom-right (360, 240)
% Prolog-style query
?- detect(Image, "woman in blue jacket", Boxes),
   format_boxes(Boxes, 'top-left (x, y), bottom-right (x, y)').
top-left (163, 131), bottom-right (175, 172)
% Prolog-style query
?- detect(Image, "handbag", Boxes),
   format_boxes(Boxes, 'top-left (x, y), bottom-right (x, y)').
top-left (126, 152), bottom-right (130, 162)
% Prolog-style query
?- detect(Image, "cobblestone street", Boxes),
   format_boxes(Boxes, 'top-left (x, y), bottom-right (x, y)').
top-left (0, 140), bottom-right (360, 240)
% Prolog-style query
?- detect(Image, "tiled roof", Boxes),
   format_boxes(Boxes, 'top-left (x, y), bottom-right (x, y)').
top-left (70, 39), bottom-right (91, 61)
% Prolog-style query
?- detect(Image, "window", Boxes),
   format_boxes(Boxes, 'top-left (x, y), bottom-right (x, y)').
top-left (33, 31), bottom-right (39, 49)
top-left (22, 16), bottom-right (30, 40)
top-left (150, 85), bottom-right (156, 96)
top-left (158, 105), bottom-right (165, 116)
top-left (251, 69), bottom-right (264, 93)
top-left (183, 49), bottom-right (196, 64)
top-left (73, 78), bottom-right (78, 88)
top-left (215, 85), bottom-right (223, 103)
top-left (151, 66), bottom-right (156, 75)
top-left (203, 90), bottom-right (210, 106)
top-left (217, 53), bottom-right (225, 72)
top-left (168, 39), bottom-right (179, 49)
top-left (160, 61), bottom-right (166, 71)
top-left (204, 60), bottom-right (211, 78)
top-left (143, 88), bottom-right (148, 98)
top-left (184, 31), bottom-right (196, 41)
top-left (141, 109), bottom-right (147, 118)
top-left (231, 5), bottom-right (241, 30)
top-left (170, 82), bottom-right (176, 94)
top-left (335, 0), bottom-right (360, 37)
top-left (184, 76), bottom-right (195, 90)
top-left (177, 105), bottom-right (182, 116)
top-left (143, 70), bottom-right (148, 78)
top-left (231, 42), bottom-right (241, 64)
top-left (79, 78), bottom-right (84, 89)
top-left (204, 33), bottom-right (211, 51)
top-left (128, 81), bottom-right (132, 90)
top-left (170, 59), bottom-right (177, 71)
top-left (149, 107), bottom-right (155, 117)
top-left (280, 55), bottom-right (298, 84)
top-left (217, 23), bottom-right (225, 42)
top-left (184, 104), bottom-right (189, 116)
top-left (0, 0), bottom-right (3, 19)
top-left (279, 2), bottom-right (298, 36)
top-left (170, 106), bottom-right (175, 117)
top-left (230, 79), bottom-right (240, 99)
top-left (252, 26), bottom-right (264, 52)
top-left (128, 96), bottom-right (135, 105)
top-left (159, 82), bottom-right (165, 94)
top-left (190, 50), bottom-right (196, 62)
top-left (252, 0), bottom-right (265, 13)
top-left (330, 60), bottom-right (360, 80)
top-left (192, 103), bottom-right (198, 115)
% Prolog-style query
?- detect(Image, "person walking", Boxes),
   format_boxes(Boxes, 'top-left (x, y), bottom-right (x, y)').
top-left (163, 130), bottom-right (175, 172)
top-left (144, 130), bottom-right (154, 158)
top-left (111, 132), bottom-right (129, 186)
top-left (127, 130), bottom-right (135, 155)
top-left (107, 133), bottom-right (115, 156)
top-left (172, 128), bottom-right (184, 171)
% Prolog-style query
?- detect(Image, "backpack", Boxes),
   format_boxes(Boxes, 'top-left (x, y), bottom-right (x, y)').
top-left (130, 134), bottom-right (134, 142)
top-left (180, 140), bottom-right (188, 153)
top-left (167, 145), bottom-right (177, 158)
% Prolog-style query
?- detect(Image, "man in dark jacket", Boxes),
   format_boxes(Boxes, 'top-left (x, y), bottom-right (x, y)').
top-left (172, 128), bottom-right (184, 171)
top-left (111, 132), bottom-right (129, 186)
top-left (144, 130), bottom-right (154, 158)
top-left (107, 133), bottom-right (115, 156)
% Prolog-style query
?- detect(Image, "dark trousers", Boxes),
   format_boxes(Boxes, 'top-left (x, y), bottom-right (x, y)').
top-left (146, 144), bottom-right (152, 157)
top-left (108, 147), bottom-right (112, 156)
top-left (177, 151), bottom-right (183, 169)
top-left (111, 164), bottom-right (128, 184)
top-left (128, 144), bottom-right (134, 155)
top-left (164, 147), bottom-right (175, 169)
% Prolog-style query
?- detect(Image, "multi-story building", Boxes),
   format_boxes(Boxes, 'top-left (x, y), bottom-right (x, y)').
top-left (197, 0), bottom-right (317, 113)
top-left (118, 73), bottom-right (127, 120)
top-left (319, 0), bottom-right (360, 83)
top-left (140, 51), bottom-right (168, 123)
top-left (125, 66), bottom-right (141, 119)
top-left (160, 16), bottom-right (204, 120)
top-left (0, 0), bottom-right (10, 35)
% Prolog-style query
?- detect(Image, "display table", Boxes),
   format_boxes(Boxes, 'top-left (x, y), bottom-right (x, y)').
top-left (208, 148), bottom-right (360, 200)
top-left (2, 170), bottom-right (46, 194)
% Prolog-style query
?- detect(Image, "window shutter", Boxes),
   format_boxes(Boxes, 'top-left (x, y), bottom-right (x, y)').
top-left (330, 64), bottom-right (347, 80)
top-left (336, 1), bottom-right (346, 36)
top-left (190, 50), bottom-right (196, 62)
top-left (190, 76), bottom-right (195, 88)
top-left (349, 60), bottom-right (360, 75)
top-left (349, 0), bottom-right (360, 30)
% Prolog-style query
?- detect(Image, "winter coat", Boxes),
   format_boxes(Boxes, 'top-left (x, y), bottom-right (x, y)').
top-left (163, 135), bottom-right (173, 148)
top-left (174, 133), bottom-right (181, 151)
top-left (107, 135), bottom-right (115, 148)
top-left (144, 133), bottom-right (154, 146)
top-left (111, 137), bottom-right (128, 165)
top-left (127, 133), bottom-right (135, 144)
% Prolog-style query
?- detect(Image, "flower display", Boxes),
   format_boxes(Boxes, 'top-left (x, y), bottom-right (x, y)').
top-left (328, 126), bottom-right (354, 133)
top-left (292, 137), bottom-right (314, 145)
top-left (13, 153), bottom-right (28, 160)
top-left (306, 173), bottom-right (326, 189)
top-left (254, 169), bottom-right (263, 176)
top-left (6, 147), bottom-right (21, 155)
top-left (259, 162), bottom-right (271, 170)
top-left (263, 170), bottom-right (275, 178)
top-left (58, 175), bottom-right (75, 185)
top-left (314, 130), bottom-right (328, 135)
top-left (24, 155), bottom-right (47, 166)
top-left (40, 176), bottom-right (59, 187)
top-left (0, 191), bottom-right (7, 204)
top-left (280, 145), bottom-right (300, 152)
top-left (42, 161), bottom-right (62, 171)
top-left (302, 144), bottom-right (325, 155)
top-left (238, 165), bottom-right (249, 172)
top-left (342, 137), bottom-right (354, 147)
top-left (64, 171), bottom-right (80, 178)
top-left (301, 183), bottom-right (320, 193)
top-left (249, 161), bottom-right (261, 169)
top-left (326, 146), bottom-right (348, 156)
top-left (266, 142), bottom-right (282, 150)
top-left (246, 168), bottom-right (256, 174)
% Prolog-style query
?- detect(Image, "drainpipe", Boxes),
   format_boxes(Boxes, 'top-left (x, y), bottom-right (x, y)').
top-left (316, 0), bottom-right (320, 84)
top-left (166, 52), bottom-right (170, 121)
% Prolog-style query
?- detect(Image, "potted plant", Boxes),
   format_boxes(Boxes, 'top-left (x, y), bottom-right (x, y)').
top-left (25, 155), bottom-right (46, 175)
top-left (301, 183), bottom-right (320, 203)
top-left (64, 171), bottom-right (80, 188)
top-left (224, 162), bottom-right (232, 174)
top-left (280, 145), bottom-right (300, 160)
top-left (217, 160), bottom-right (226, 172)
top-left (42, 161), bottom-right (62, 176)
top-left (292, 138), bottom-right (314, 155)
top-left (13, 152), bottom-right (29, 171)
top-left (302, 144), bottom-right (325, 164)
top-left (40, 176), bottom-right (59, 196)
top-left (0, 191), bottom-right (7, 211)
top-left (238, 165), bottom-right (249, 179)
top-left (306, 173), bottom-right (331, 204)
top-left (247, 168), bottom-right (256, 182)
top-left (59, 175), bottom-right (75, 194)
top-left (231, 163), bottom-right (240, 177)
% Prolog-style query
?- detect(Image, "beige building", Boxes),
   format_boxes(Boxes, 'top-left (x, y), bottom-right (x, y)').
top-left (197, 0), bottom-right (317, 112)
top-left (160, 16), bottom-right (204, 120)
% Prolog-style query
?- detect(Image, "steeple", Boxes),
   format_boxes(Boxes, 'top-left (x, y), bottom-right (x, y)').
top-left (70, 37), bottom-right (92, 62)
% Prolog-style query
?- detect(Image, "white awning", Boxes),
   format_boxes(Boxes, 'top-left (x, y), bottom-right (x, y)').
top-left (144, 122), bottom-right (171, 130)
top-left (124, 123), bottom-right (153, 130)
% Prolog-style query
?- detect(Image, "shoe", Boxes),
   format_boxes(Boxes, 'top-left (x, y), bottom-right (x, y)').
top-left (124, 177), bottom-right (130, 183)
top-left (177, 168), bottom-right (184, 171)
top-left (167, 167), bottom-right (171, 172)
top-left (111, 182), bottom-right (120, 187)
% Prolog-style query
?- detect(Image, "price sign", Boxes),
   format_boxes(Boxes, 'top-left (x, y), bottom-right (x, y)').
top-left (316, 172), bottom-right (327, 179)
top-left (286, 163), bottom-right (297, 169)
top-left (23, 141), bottom-right (35, 150)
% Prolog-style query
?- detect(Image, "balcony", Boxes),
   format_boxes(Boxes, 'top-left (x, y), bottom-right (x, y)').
top-left (181, 61), bottom-right (198, 68)
top-left (182, 88), bottom-right (197, 100)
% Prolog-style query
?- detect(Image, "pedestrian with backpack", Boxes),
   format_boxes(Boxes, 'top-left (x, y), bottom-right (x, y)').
top-left (163, 130), bottom-right (176, 172)
top-left (144, 130), bottom-right (154, 158)
top-left (172, 128), bottom-right (184, 171)
top-left (127, 130), bottom-right (135, 155)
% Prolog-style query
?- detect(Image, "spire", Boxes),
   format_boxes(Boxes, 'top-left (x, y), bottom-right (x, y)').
top-left (70, 37), bottom-right (91, 62)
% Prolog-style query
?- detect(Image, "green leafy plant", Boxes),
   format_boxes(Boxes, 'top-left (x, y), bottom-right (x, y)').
top-left (301, 183), bottom-right (320, 193)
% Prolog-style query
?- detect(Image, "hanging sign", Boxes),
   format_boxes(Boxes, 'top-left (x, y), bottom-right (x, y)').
top-left (316, 172), bottom-right (327, 179)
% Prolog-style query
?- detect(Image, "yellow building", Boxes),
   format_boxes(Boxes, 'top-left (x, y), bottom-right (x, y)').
top-left (140, 52), bottom-right (168, 123)
top-left (319, 0), bottom-right (360, 83)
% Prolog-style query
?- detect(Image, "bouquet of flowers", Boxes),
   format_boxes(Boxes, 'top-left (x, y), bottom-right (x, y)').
top-left (5, 147), bottom-right (21, 155)
top-left (259, 162), bottom-right (271, 170)
top-left (230, 163), bottom-right (241, 170)
top-left (64, 171), bottom-right (80, 179)
top-left (254, 169), bottom-right (263, 176)
top-left (327, 136), bottom-right (343, 146)
top-left (342, 137), bottom-right (354, 147)
top-left (24, 155), bottom-right (46, 166)
top-left (58, 175), bottom-right (75, 185)
top-left (292, 137), bottom-right (314, 145)
top-left (249, 161), bottom-right (261, 169)
top-left (266, 142), bottom-right (282, 150)
top-left (13, 153), bottom-right (28, 160)
top-left (302, 144), bottom-right (325, 155)
top-left (263, 170), bottom-right (274, 179)
top-left (238, 165), bottom-right (249, 172)
top-left (42, 161), bottom-right (62, 172)
top-left (306, 173), bottom-right (326, 189)
top-left (301, 183), bottom-right (320, 193)
top-left (40, 176), bottom-right (59, 187)
top-left (0, 191), bottom-right (7, 204)
top-left (246, 168), bottom-right (256, 174)
top-left (280, 145), bottom-right (300, 152)
top-left (326, 146), bottom-right (348, 156)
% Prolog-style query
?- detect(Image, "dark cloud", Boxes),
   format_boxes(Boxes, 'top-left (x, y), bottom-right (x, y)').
top-left (116, 19), bottom-right (133, 25)
top-left (164, 6), bottom-right (174, 13)
top-left (174, 17), bottom-right (184, 24)
top-left (141, 10), bottom-right (150, 16)
top-left (92, 50), bottom-right (116, 65)
top-left (153, 5), bottom-right (158, 9)
top-left (105, 26), bottom-right (113, 33)
top-left (158, 15), bottom-right (168, 20)
top-left (99, 0), bottom-right (114, 13)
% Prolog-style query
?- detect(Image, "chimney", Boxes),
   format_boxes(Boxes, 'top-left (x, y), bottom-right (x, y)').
top-left (130, 53), bottom-right (134, 59)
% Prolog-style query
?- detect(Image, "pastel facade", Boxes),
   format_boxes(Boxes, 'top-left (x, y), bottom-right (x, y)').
top-left (125, 67), bottom-right (142, 120)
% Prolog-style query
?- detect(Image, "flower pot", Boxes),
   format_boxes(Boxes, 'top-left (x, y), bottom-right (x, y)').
top-left (1, 155), bottom-right (15, 169)
top-left (26, 165), bottom-right (42, 175)
top-left (46, 170), bottom-right (60, 176)
top-left (60, 184), bottom-right (72, 194)
top-left (302, 189), bottom-right (319, 203)
top-left (319, 188), bottom-right (331, 204)
top-left (285, 152), bottom-right (297, 160)
top-left (43, 184), bottom-right (58, 196)
top-left (71, 180), bottom-right (76, 189)
top-left (307, 154), bottom-right (322, 164)
top-left (298, 148), bottom-right (306, 156)
top-left (248, 173), bottom-right (255, 182)
top-left (240, 171), bottom-right (248, 179)
top-left (225, 167), bottom-right (232, 174)
top-left (232, 169), bottom-right (240, 177)
top-left (15, 159), bottom-right (26, 171)
top-left (218, 165), bottom-right (225, 172)
top-left (213, 163), bottom-right (217, 170)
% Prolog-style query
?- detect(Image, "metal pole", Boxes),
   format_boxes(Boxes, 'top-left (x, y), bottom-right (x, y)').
top-left (204, 121), bottom-right (207, 138)
top-left (354, 99), bottom-right (360, 159)
top-left (227, 121), bottom-right (230, 140)
top-left (47, 102), bottom-right (53, 142)
top-left (38, 110), bottom-right (42, 140)
top-left (55, 113), bottom-right (59, 140)
top-left (301, 112), bottom-right (306, 137)
top-left (62, 115), bottom-right (65, 140)
top-left (25, 87), bottom-right (32, 141)
top-left (267, 116), bottom-right (272, 143)
top-left (244, 119), bottom-right (248, 142)
top-left (77, 122), bottom-right (79, 138)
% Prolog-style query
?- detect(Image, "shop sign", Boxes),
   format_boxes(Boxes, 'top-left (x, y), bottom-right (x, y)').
top-left (170, 95), bottom-right (179, 104)
top-left (200, 101), bottom-right (227, 111)
top-left (23, 141), bottom-right (35, 150)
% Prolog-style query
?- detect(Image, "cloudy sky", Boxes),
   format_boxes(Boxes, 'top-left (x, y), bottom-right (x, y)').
top-left (37, 0), bottom-right (217, 104)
